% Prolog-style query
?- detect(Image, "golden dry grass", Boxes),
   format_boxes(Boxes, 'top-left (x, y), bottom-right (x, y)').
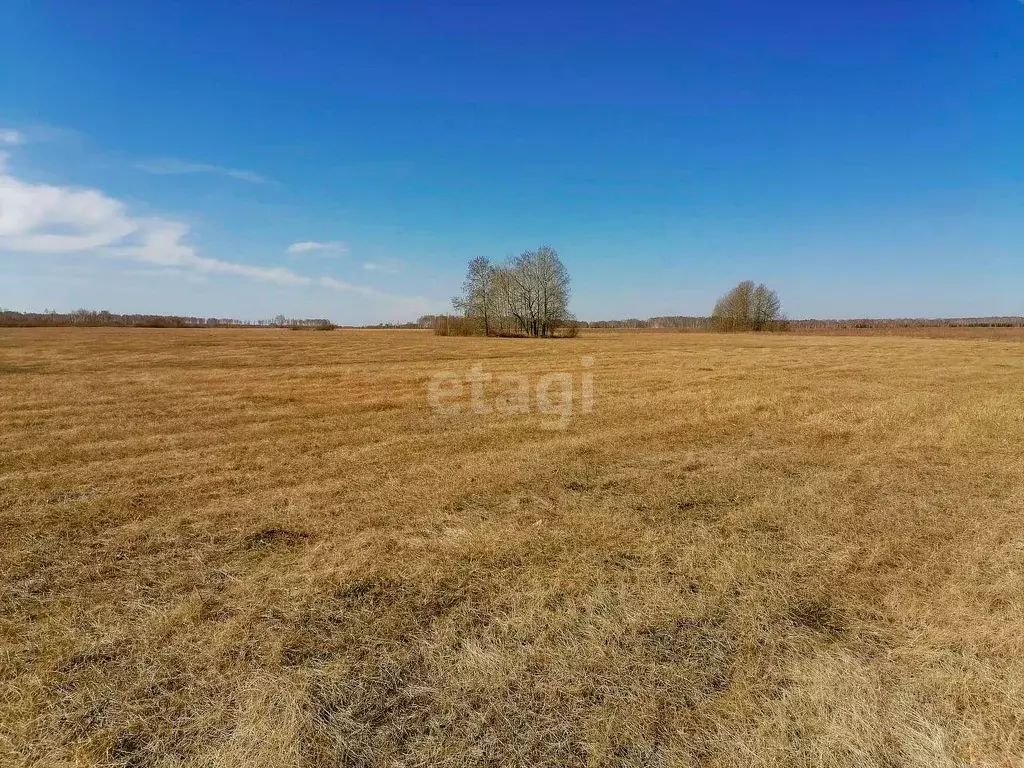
top-left (1, 328), bottom-right (1022, 767)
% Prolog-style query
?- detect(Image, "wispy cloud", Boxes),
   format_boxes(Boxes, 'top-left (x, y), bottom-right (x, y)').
top-left (318, 276), bottom-right (379, 296)
top-left (0, 123), bottom-right (84, 149)
top-left (0, 150), bottom-right (432, 311)
top-left (135, 158), bottom-right (269, 184)
top-left (362, 258), bottom-right (401, 275)
top-left (287, 240), bottom-right (346, 256)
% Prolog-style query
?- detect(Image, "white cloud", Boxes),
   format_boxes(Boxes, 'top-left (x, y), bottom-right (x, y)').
top-left (287, 240), bottom-right (346, 255)
top-left (362, 259), bottom-right (401, 275)
top-left (0, 168), bottom-right (307, 283)
top-left (318, 276), bottom-right (378, 296)
top-left (0, 158), bottom-right (431, 308)
top-left (0, 161), bottom-right (138, 253)
top-left (113, 219), bottom-right (314, 285)
top-left (0, 130), bottom-right (24, 145)
top-left (135, 158), bottom-right (269, 184)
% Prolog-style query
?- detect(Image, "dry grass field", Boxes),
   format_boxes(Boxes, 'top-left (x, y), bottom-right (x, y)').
top-left (1, 328), bottom-right (1022, 768)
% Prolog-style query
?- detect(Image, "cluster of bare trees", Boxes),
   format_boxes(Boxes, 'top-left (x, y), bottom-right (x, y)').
top-left (444, 247), bottom-right (575, 337)
top-left (710, 281), bottom-right (785, 331)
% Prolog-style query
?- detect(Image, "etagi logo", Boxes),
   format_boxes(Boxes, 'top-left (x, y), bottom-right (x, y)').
top-left (428, 356), bottom-right (595, 430)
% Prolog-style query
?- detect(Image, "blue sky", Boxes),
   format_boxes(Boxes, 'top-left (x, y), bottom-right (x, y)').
top-left (1, 0), bottom-right (1022, 323)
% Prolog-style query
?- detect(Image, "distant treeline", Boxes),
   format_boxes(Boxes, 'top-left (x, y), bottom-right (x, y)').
top-left (575, 316), bottom-right (1024, 330)
top-left (4, 309), bottom-right (1021, 331)
top-left (361, 320), bottom-right (428, 330)
top-left (585, 316), bottom-right (712, 329)
top-left (0, 310), bottom-right (335, 329)
top-left (788, 317), bottom-right (1024, 329)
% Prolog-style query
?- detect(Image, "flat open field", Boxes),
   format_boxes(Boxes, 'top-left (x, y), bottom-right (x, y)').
top-left (1, 329), bottom-right (1022, 768)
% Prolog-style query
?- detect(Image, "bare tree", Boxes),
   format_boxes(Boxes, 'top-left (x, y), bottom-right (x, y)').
top-left (504, 252), bottom-right (539, 336)
top-left (453, 256), bottom-right (498, 335)
top-left (532, 246), bottom-right (572, 336)
top-left (712, 281), bottom-right (783, 331)
top-left (749, 283), bottom-right (782, 331)
top-left (451, 247), bottom-right (573, 337)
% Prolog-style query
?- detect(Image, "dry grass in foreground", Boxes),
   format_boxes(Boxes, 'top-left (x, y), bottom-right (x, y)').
top-left (1, 328), bottom-right (1022, 767)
